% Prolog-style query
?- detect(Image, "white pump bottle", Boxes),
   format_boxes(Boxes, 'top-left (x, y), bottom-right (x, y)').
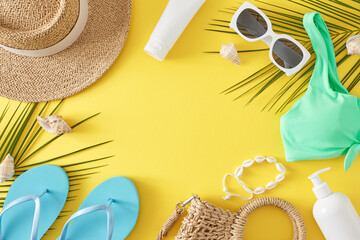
top-left (309, 167), bottom-right (360, 240)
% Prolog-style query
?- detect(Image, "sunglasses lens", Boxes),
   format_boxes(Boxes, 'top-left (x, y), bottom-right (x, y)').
top-left (237, 9), bottom-right (268, 39)
top-left (272, 38), bottom-right (304, 69)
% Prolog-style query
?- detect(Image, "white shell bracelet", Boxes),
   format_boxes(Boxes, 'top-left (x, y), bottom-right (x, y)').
top-left (222, 156), bottom-right (286, 201)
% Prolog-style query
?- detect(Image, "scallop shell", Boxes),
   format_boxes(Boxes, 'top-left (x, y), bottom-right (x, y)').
top-left (266, 157), bottom-right (277, 163)
top-left (220, 43), bottom-right (241, 65)
top-left (37, 115), bottom-right (73, 135)
top-left (275, 163), bottom-right (286, 173)
top-left (347, 35), bottom-right (360, 55)
top-left (276, 173), bottom-right (285, 183)
top-left (0, 154), bottom-right (15, 183)
top-left (254, 187), bottom-right (265, 195)
top-left (242, 159), bottom-right (254, 168)
top-left (266, 181), bottom-right (277, 189)
top-left (254, 156), bottom-right (265, 163)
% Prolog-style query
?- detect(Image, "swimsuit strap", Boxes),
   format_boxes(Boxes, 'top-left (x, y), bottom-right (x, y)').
top-left (303, 12), bottom-right (348, 94)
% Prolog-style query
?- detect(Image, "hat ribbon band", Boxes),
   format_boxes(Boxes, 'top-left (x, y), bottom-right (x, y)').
top-left (0, 0), bottom-right (88, 57)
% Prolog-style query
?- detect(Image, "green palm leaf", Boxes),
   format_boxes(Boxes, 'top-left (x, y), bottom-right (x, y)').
top-left (206, 0), bottom-right (360, 112)
top-left (0, 101), bottom-right (113, 234)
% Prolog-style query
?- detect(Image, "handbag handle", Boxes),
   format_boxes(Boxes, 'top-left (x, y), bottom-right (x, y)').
top-left (156, 208), bottom-right (183, 240)
top-left (232, 197), bottom-right (306, 240)
top-left (156, 195), bottom-right (199, 240)
top-left (156, 196), bottom-right (306, 240)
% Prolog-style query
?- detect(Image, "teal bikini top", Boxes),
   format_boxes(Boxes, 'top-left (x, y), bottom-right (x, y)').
top-left (280, 12), bottom-right (360, 171)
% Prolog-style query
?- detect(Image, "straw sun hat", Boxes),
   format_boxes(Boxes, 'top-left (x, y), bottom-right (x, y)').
top-left (0, 0), bottom-right (131, 102)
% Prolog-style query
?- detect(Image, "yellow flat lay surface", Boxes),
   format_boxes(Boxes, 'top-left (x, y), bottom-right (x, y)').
top-left (2, 0), bottom-right (360, 239)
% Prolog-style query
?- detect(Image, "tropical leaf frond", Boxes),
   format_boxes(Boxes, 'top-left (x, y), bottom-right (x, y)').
top-left (0, 101), bottom-right (113, 234)
top-left (206, 0), bottom-right (360, 112)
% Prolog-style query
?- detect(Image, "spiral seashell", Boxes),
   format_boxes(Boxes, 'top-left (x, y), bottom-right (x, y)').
top-left (254, 156), bottom-right (265, 163)
top-left (242, 159), bottom-right (254, 168)
top-left (254, 187), bottom-right (265, 195)
top-left (275, 163), bottom-right (286, 173)
top-left (276, 173), bottom-right (285, 182)
top-left (266, 181), bottom-right (277, 189)
top-left (220, 43), bottom-right (241, 65)
top-left (347, 35), bottom-right (360, 55)
top-left (235, 166), bottom-right (243, 177)
top-left (266, 157), bottom-right (277, 163)
top-left (0, 154), bottom-right (15, 183)
top-left (37, 115), bottom-right (73, 135)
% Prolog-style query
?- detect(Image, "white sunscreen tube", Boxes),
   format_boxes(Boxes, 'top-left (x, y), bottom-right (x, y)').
top-left (144, 0), bottom-right (206, 61)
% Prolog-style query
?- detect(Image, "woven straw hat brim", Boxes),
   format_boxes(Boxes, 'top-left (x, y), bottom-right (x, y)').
top-left (0, 0), bottom-right (131, 102)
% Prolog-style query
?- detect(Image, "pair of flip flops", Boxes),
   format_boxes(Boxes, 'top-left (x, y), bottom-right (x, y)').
top-left (0, 165), bottom-right (140, 240)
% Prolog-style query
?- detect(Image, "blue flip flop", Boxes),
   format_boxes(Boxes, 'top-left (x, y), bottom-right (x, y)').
top-left (0, 165), bottom-right (69, 240)
top-left (57, 176), bottom-right (139, 240)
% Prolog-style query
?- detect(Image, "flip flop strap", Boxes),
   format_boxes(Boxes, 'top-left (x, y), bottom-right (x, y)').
top-left (58, 199), bottom-right (114, 240)
top-left (0, 189), bottom-right (48, 240)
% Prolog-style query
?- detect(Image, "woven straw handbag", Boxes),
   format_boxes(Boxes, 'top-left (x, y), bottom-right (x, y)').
top-left (156, 196), bottom-right (306, 240)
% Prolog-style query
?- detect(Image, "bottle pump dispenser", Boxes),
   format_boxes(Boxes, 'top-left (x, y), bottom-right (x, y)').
top-left (309, 167), bottom-right (332, 199)
top-left (309, 167), bottom-right (360, 240)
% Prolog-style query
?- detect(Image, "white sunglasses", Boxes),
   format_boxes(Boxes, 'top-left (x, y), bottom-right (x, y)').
top-left (230, 2), bottom-right (310, 76)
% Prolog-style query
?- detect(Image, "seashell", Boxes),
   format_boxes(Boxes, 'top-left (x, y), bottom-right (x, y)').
top-left (37, 115), bottom-right (72, 135)
top-left (235, 166), bottom-right (243, 177)
top-left (266, 157), bottom-right (277, 163)
top-left (276, 173), bottom-right (285, 183)
top-left (220, 43), bottom-right (241, 65)
top-left (238, 179), bottom-right (246, 187)
top-left (242, 159), bottom-right (254, 168)
top-left (346, 35), bottom-right (360, 55)
top-left (266, 181), bottom-right (277, 189)
top-left (275, 163), bottom-right (286, 173)
top-left (254, 187), bottom-right (265, 195)
top-left (245, 186), bottom-right (253, 194)
top-left (0, 154), bottom-right (15, 183)
top-left (254, 156), bottom-right (265, 163)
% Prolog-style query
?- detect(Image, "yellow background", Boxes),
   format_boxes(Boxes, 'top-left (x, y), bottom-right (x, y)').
top-left (3, 0), bottom-right (360, 239)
